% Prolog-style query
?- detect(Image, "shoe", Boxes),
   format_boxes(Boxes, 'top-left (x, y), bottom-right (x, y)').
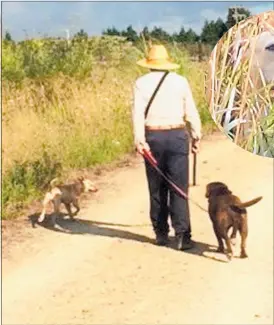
top-left (176, 234), bottom-right (194, 251)
top-left (155, 234), bottom-right (169, 246)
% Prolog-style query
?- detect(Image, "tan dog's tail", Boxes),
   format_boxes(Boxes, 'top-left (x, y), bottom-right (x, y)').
top-left (38, 179), bottom-right (61, 223)
top-left (50, 178), bottom-right (60, 188)
top-left (235, 196), bottom-right (263, 208)
top-left (38, 187), bottom-right (62, 223)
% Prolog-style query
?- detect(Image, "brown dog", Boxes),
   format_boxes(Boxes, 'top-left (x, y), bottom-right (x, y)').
top-left (38, 176), bottom-right (98, 228)
top-left (205, 182), bottom-right (262, 260)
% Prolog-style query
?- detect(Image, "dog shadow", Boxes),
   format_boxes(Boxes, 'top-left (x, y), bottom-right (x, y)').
top-left (28, 213), bottom-right (155, 244)
top-left (28, 213), bottom-right (228, 263)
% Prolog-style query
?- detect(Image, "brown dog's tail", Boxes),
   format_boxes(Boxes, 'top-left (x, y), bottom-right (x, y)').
top-left (236, 196), bottom-right (263, 208)
top-left (230, 196), bottom-right (262, 213)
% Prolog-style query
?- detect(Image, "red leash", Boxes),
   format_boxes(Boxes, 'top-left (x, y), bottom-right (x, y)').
top-left (142, 149), bottom-right (207, 212)
top-left (142, 149), bottom-right (188, 199)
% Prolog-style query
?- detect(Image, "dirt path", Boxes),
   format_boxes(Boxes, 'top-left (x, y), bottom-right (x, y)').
top-left (2, 133), bottom-right (273, 325)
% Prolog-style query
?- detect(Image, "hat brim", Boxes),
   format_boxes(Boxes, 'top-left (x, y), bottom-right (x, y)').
top-left (137, 58), bottom-right (180, 70)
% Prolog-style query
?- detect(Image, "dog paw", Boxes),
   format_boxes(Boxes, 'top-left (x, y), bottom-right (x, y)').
top-left (227, 253), bottom-right (233, 261)
top-left (37, 216), bottom-right (44, 223)
top-left (240, 252), bottom-right (248, 258)
top-left (230, 238), bottom-right (237, 246)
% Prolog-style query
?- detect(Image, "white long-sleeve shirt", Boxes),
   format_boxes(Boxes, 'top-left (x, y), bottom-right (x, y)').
top-left (132, 71), bottom-right (202, 145)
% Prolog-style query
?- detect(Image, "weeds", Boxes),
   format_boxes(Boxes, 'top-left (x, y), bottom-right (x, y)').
top-left (2, 152), bottom-right (62, 219)
top-left (2, 36), bottom-right (214, 219)
top-left (206, 11), bottom-right (274, 157)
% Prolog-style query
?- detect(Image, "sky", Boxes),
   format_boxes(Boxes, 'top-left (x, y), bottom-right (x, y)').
top-left (2, 1), bottom-right (274, 40)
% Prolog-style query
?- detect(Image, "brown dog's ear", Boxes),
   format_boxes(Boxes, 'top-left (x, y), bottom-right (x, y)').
top-left (206, 182), bottom-right (231, 197)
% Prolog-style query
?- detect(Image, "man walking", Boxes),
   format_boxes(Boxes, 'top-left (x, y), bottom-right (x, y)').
top-left (132, 45), bottom-right (202, 250)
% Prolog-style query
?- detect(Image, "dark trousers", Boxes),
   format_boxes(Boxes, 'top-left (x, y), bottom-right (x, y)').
top-left (144, 128), bottom-right (191, 238)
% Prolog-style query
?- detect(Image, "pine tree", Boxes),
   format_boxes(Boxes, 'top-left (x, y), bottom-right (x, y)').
top-left (150, 26), bottom-right (171, 42)
top-left (176, 27), bottom-right (186, 43)
top-left (184, 28), bottom-right (199, 43)
top-left (226, 6), bottom-right (251, 29)
top-left (102, 27), bottom-right (121, 36)
top-left (141, 26), bottom-right (150, 40)
top-left (4, 31), bottom-right (13, 42)
top-left (121, 25), bottom-right (139, 42)
top-left (200, 18), bottom-right (227, 45)
top-left (73, 29), bottom-right (88, 41)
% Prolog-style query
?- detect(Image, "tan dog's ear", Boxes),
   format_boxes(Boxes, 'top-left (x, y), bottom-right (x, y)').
top-left (78, 176), bottom-right (84, 182)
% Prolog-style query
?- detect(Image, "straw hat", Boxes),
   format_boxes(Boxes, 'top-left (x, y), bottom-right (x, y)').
top-left (137, 45), bottom-right (179, 70)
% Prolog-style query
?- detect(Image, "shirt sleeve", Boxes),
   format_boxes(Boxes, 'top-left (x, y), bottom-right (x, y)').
top-left (132, 81), bottom-right (146, 145)
top-left (183, 79), bottom-right (202, 140)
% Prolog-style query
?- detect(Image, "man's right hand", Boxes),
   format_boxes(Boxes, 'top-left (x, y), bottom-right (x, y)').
top-left (136, 142), bottom-right (150, 155)
top-left (191, 139), bottom-right (200, 154)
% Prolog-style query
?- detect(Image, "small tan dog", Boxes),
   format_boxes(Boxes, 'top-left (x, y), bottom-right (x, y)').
top-left (38, 176), bottom-right (98, 228)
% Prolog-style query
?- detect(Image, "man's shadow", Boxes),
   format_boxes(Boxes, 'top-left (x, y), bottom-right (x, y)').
top-left (28, 213), bottom-right (227, 263)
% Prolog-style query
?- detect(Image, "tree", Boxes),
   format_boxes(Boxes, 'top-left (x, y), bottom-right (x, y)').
top-left (200, 18), bottom-right (227, 45)
top-left (226, 6), bottom-right (251, 29)
top-left (121, 25), bottom-right (139, 42)
top-left (215, 18), bottom-right (228, 39)
top-left (4, 31), bottom-right (13, 42)
top-left (150, 26), bottom-right (171, 42)
top-left (184, 28), bottom-right (199, 43)
top-left (73, 29), bottom-right (88, 41)
top-left (201, 20), bottom-right (215, 44)
top-left (140, 26), bottom-right (150, 41)
top-left (175, 27), bottom-right (186, 43)
top-left (102, 27), bottom-right (121, 36)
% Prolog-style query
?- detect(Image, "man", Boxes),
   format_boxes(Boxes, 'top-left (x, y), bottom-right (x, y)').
top-left (132, 44), bottom-right (202, 250)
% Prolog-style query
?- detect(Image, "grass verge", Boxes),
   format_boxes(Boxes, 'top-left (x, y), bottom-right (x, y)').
top-left (2, 39), bottom-right (215, 219)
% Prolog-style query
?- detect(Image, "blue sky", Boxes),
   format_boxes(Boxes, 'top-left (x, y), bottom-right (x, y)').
top-left (2, 1), bottom-right (274, 40)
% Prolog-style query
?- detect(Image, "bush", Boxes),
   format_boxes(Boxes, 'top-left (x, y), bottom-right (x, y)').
top-left (2, 36), bottom-right (213, 219)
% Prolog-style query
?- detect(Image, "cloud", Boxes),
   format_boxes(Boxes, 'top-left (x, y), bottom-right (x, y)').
top-left (147, 14), bottom-right (207, 34)
top-left (2, 1), bottom-right (26, 18)
top-left (200, 9), bottom-right (227, 22)
top-left (148, 16), bottom-right (184, 34)
top-left (3, 1), bottom-right (273, 41)
top-left (249, 3), bottom-right (274, 16)
top-left (2, 2), bottom-right (27, 32)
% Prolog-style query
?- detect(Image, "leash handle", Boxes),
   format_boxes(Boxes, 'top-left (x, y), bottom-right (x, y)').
top-left (143, 149), bottom-right (157, 166)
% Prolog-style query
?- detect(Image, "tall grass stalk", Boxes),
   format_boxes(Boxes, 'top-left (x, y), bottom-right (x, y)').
top-left (2, 37), bottom-right (213, 219)
top-left (207, 11), bottom-right (274, 157)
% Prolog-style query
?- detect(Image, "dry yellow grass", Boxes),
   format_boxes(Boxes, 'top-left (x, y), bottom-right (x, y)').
top-left (206, 10), bottom-right (274, 157)
top-left (2, 41), bottom-right (212, 218)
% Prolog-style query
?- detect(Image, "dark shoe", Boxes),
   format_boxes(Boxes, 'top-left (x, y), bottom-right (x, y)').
top-left (176, 234), bottom-right (194, 251)
top-left (155, 234), bottom-right (169, 246)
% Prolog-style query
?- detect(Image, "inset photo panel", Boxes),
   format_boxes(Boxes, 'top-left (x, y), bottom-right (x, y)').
top-left (205, 10), bottom-right (274, 158)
